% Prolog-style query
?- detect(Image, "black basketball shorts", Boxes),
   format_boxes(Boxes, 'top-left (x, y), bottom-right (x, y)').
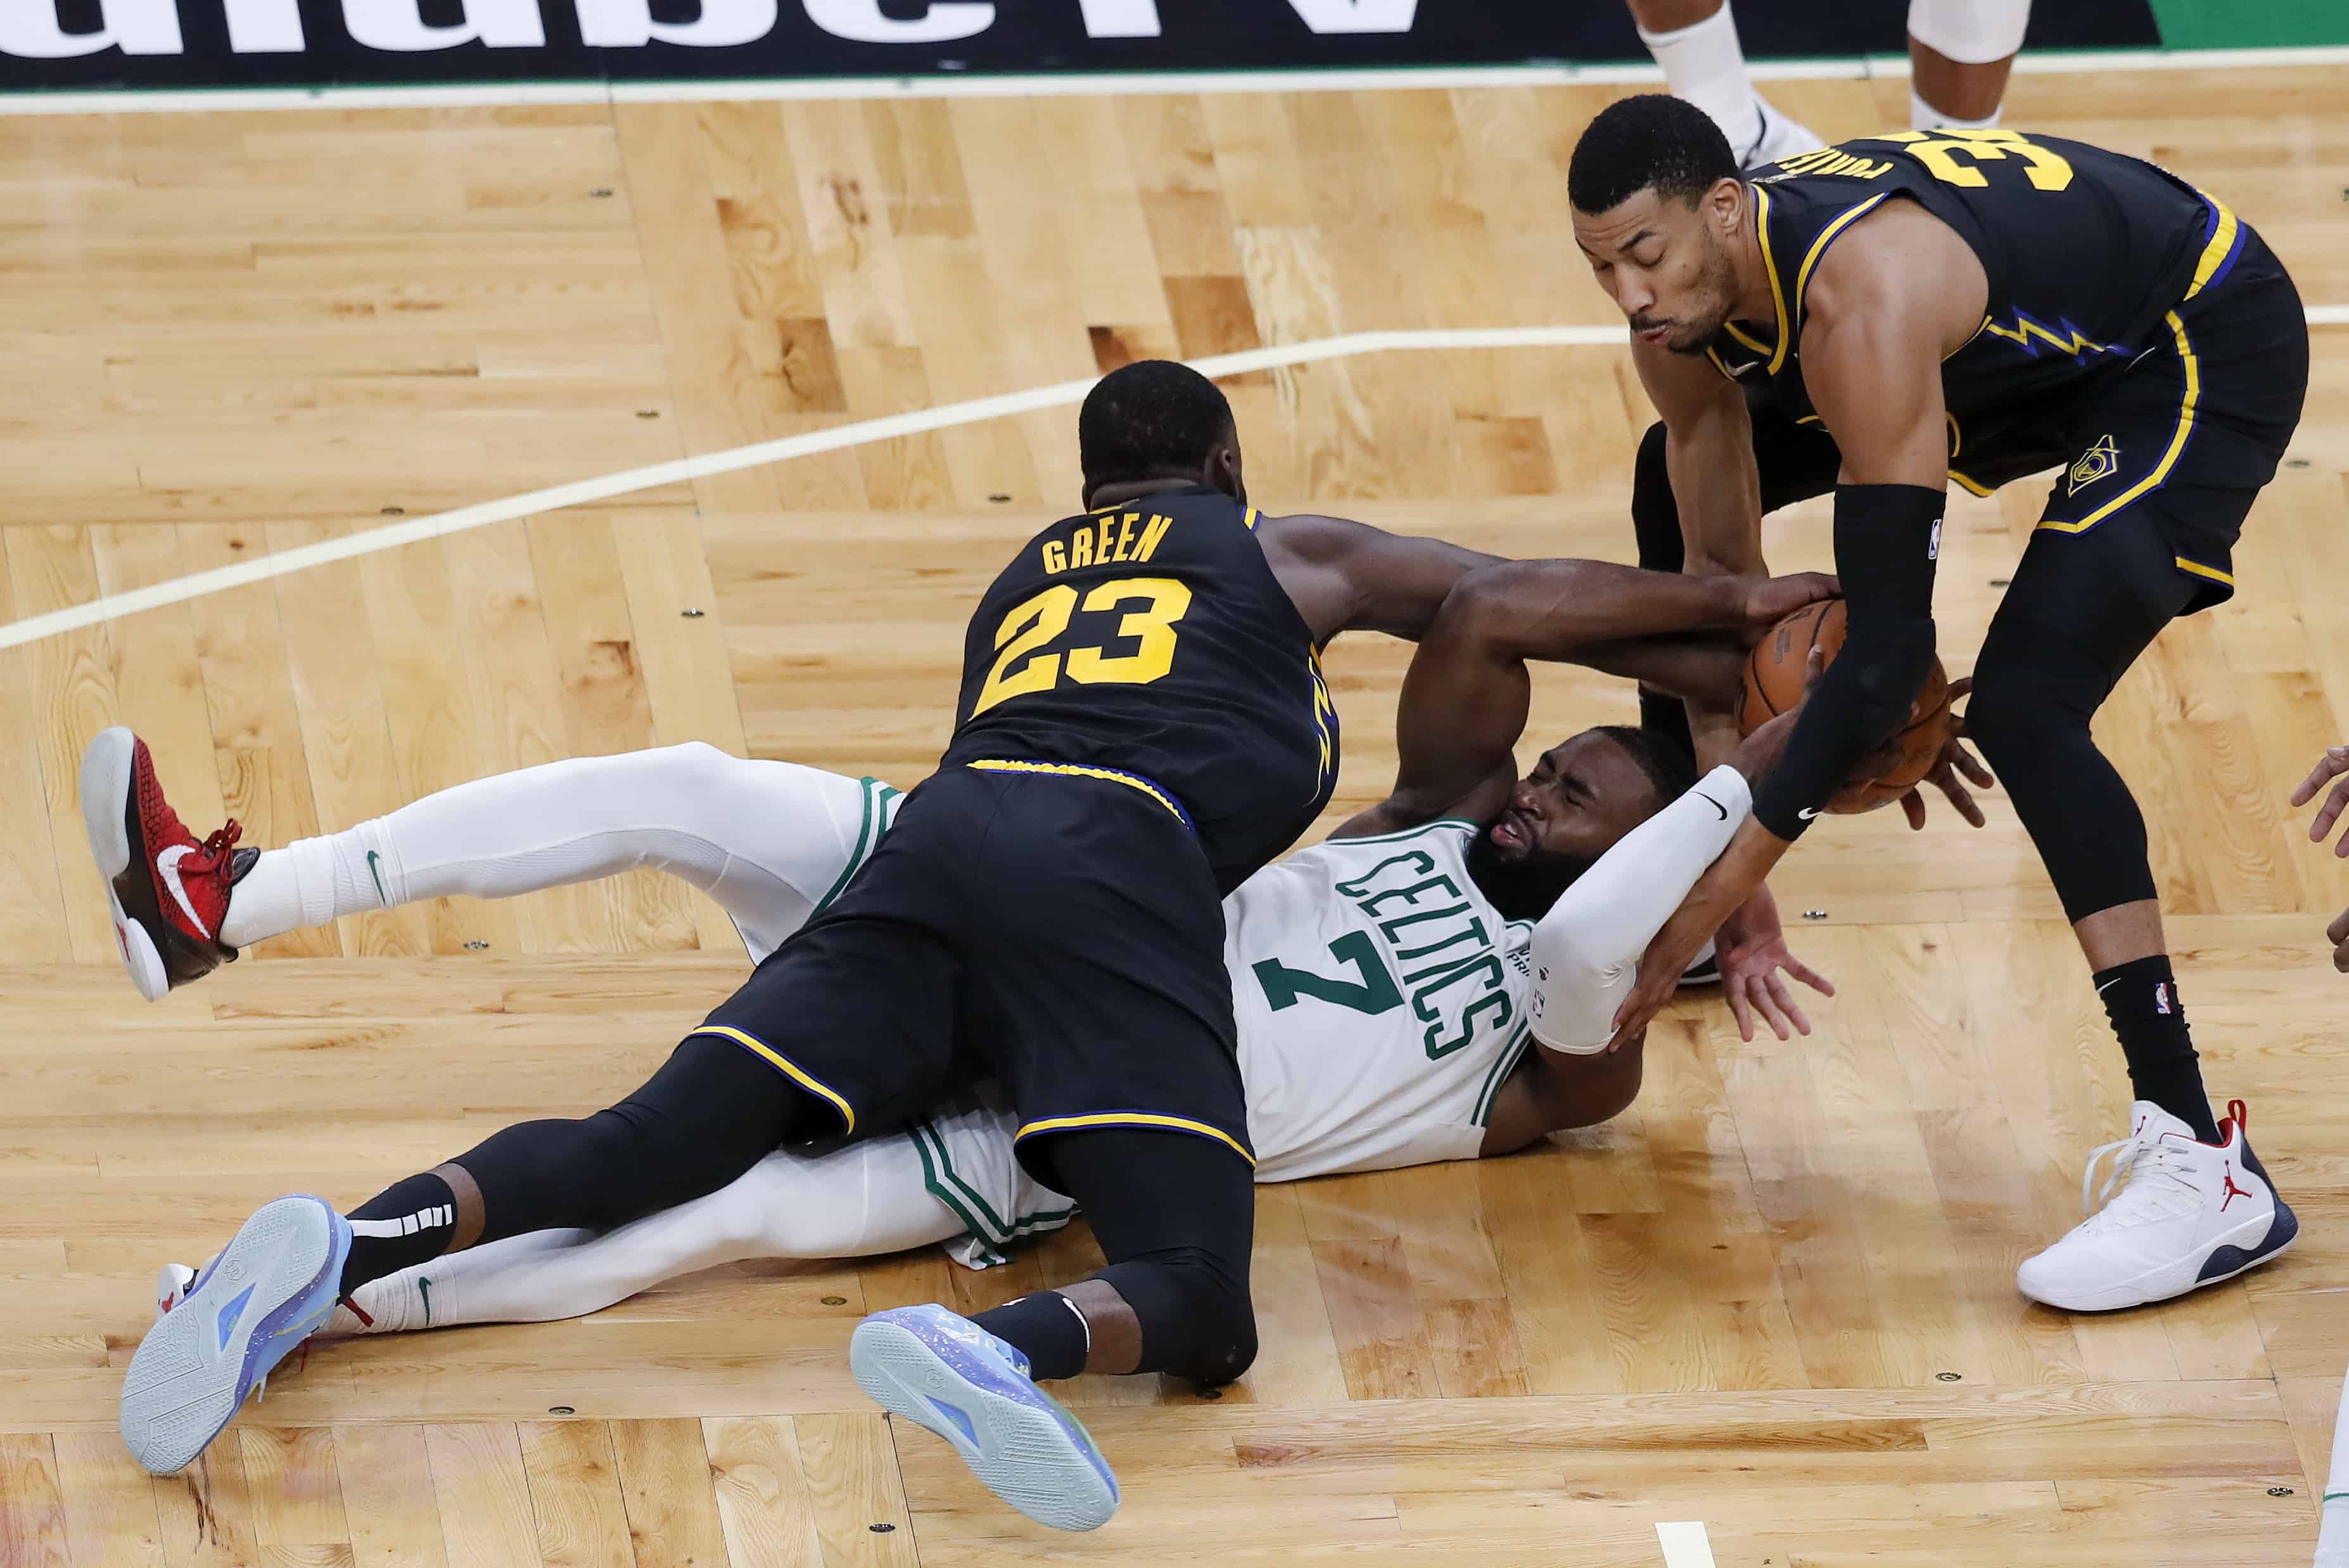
top-left (690, 762), bottom-right (1252, 1185)
top-left (2027, 219), bottom-right (2308, 615)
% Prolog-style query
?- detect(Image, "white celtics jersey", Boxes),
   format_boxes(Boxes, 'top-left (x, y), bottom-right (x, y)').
top-left (793, 779), bottom-right (1536, 1266)
top-left (1226, 819), bottom-right (1536, 1180)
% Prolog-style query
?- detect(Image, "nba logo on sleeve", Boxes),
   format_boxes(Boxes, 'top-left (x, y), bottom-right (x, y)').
top-left (2154, 981), bottom-right (2172, 1015)
top-left (1928, 517), bottom-right (1943, 561)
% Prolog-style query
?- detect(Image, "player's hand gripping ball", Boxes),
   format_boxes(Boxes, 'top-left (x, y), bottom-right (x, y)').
top-left (1738, 599), bottom-right (1952, 813)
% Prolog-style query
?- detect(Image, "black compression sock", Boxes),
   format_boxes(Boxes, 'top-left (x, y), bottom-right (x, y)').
top-left (972, 1291), bottom-right (1092, 1382)
top-left (2094, 955), bottom-right (2221, 1144)
top-left (339, 1173), bottom-right (459, 1296)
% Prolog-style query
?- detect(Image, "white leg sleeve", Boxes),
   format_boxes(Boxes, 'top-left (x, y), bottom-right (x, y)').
top-left (1527, 767), bottom-right (1752, 1055)
top-left (339, 1137), bottom-right (964, 1334)
top-left (1908, 0), bottom-right (2030, 64)
top-left (220, 745), bottom-right (877, 959)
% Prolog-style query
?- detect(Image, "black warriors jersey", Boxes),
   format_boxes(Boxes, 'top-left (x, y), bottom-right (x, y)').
top-left (941, 488), bottom-right (1340, 894)
top-left (1714, 129), bottom-right (2248, 493)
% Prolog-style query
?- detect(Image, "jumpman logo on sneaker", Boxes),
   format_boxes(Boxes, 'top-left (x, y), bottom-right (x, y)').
top-left (2219, 1165), bottom-right (2254, 1211)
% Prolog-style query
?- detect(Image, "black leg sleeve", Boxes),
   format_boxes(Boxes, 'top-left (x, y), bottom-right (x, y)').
top-left (450, 1035), bottom-right (832, 1246)
top-left (1631, 423), bottom-right (1695, 758)
top-left (1965, 518), bottom-right (2196, 924)
top-left (988, 1129), bottom-right (1258, 1385)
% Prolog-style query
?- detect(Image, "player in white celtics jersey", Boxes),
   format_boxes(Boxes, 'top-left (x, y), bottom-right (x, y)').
top-left (111, 557), bottom-right (1834, 1337)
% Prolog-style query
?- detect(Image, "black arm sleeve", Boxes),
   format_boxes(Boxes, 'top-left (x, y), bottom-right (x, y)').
top-left (1750, 483), bottom-right (1944, 840)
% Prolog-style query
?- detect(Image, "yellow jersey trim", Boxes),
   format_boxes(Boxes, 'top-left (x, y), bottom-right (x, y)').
top-left (2037, 310), bottom-right (2198, 535)
top-left (689, 1026), bottom-right (856, 1135)
top-left (1792, 194), bottom-right (1890, 333)
top-left (1015, 1112), bottom-right (1256, 1166)
top-left (1242, 506), bottom-right (1261, 531)
top-left (965, 758), bottom-right (1190, 826)
top-left (1949, 470), bottom-right (1996, 498)
top-left (1751, 184), bottom-right (1793, 376)
top-left (2184, 197), bottom-right (2239, 300)
top-left (1703, 346), bottom-right (1738, 382)
top-left (1720, 321), bottom-right (1772, 357)
top-left (2174, 556), bottom-right (2234, 587)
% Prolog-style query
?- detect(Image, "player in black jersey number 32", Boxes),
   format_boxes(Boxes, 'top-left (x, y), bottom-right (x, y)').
top-left (117, 362), bottom-right (1512, 1527)
top-left (1567, 96), bottom-right (2309, 1316)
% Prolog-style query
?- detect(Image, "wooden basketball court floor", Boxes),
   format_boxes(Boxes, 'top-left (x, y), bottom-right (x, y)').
top-left (1, 60), bottom-right (2346, 1568)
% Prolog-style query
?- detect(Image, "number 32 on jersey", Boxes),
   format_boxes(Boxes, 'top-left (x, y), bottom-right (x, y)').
top-left (972, 576), bottom-right (1194, 717)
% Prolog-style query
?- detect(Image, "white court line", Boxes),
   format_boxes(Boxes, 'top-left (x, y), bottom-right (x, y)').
top-left (1656, 1520), bottom-right (1720, 1568)
top-left (0, 326), bottom-right (1624, 652)
top-left (3, 307), bottom-right (2344, 653)
top-left (1, 44), bottom-right (2347, 116)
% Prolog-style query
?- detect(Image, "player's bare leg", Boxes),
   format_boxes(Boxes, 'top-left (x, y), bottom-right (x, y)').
top-left (1907, 0), bottom-right (2030, 128)
top-left (1623, 0), bottom-right (1819, 166)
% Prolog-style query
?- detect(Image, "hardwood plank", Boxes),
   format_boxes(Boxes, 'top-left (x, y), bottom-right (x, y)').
top-left (516, 1421), bottom-right (633, 1568)
top-left (0, 1433), bottom-right (72, 1568)
top-left (793, 1414), bottom-right (916, 1568)
top-left (333, 1425), bottom-right (449, 1568)
top-left (704, 1416), bottom-right (824, 1568)
top-left (53, 1432), bottom-right (166, 1568)
top-left (239, 1428), bottom-right (350, 1548)
top-left (609, 1420), bottom-right (730, 1568)
top-left (421, 1426), bottom-right (536, 1568)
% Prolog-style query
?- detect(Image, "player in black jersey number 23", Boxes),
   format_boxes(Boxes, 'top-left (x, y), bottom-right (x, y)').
top-left (1565, 96), bottom-right (2309, 1316)
top-left (118, 362), bottom-right (1517, 1527)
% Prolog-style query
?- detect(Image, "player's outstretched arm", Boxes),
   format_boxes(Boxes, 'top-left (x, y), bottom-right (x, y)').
top-left (1597, 216), bottom-right (1987, 1049)
top-left (1255, 511), bottom-right (1501, 645)
top-left (1480, 702), bottom-right (1823, 1153)
top-left (2291, 743), bottom-right (2349, 971)
top-left (1334, 558), bottom-right (1836, 838)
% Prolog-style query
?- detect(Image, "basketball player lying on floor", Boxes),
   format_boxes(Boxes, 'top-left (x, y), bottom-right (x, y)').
top-left (108, 556), bottom-right (1831, 1339)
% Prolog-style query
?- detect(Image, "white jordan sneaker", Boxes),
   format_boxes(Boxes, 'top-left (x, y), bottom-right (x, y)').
top-left (2018, 1100), bottom-right (2297, 1313)
top-left (1739, 96), bottom-right (1824, 169)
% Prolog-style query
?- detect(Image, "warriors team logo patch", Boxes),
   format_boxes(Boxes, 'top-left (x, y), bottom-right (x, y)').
top-left (2068, 435), bottom-right (2120, 495)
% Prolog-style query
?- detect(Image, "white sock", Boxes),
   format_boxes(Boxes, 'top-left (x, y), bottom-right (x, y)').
top-left (219, 830), bottom-right (385, 948)
top-left (1911, 86), bottom-right (2000, 131)
top-left (1637, 3), bottom-right (1763, 157)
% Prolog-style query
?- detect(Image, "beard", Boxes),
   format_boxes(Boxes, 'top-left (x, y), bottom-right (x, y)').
top-left (1463, 826), bottom-right (1599, 924)
top-left (1636, 243), bottom-right (1741, 355)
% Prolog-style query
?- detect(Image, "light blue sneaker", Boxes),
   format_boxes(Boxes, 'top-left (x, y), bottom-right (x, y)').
top-left (850, 1303), bottom-right (1119, 1531)
top-left (120, 1194), bottom-right (351, 1475)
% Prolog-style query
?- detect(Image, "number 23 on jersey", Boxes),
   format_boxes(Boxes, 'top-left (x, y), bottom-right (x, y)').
top-left (972, 576), bottom-right (1195, 717)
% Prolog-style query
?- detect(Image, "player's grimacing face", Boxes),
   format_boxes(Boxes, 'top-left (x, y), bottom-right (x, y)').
top-left (1572, 186), bottom-right (1740, 355)
top-left (1484, 731), bottom-right (1660, 865)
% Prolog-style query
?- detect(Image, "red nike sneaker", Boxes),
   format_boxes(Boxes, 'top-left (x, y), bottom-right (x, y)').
top-left (79, 728), bottom-right (255, 1002)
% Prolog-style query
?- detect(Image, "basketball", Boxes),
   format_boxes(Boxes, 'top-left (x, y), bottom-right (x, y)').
top-left (1739, 599), bottom-right (1954, 814)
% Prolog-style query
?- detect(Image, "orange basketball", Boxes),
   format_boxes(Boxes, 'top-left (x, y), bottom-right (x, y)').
top-left (1738, 599), bottom-right (1952, 815)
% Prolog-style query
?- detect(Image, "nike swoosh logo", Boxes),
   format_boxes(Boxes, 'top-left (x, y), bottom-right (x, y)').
top-left (2095, 976), bottom-right (2124, 995)
top-left (1797, 806), bottom-right (1823, 820)
top-left (366, 850), bottom-right (388, 906)
top-left (1695, 792), bottom-right (1728, 821)
top-left (417, 1275), bottom-right (431, 1326)
top-left (156, 845), bottom-right (213, 940)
